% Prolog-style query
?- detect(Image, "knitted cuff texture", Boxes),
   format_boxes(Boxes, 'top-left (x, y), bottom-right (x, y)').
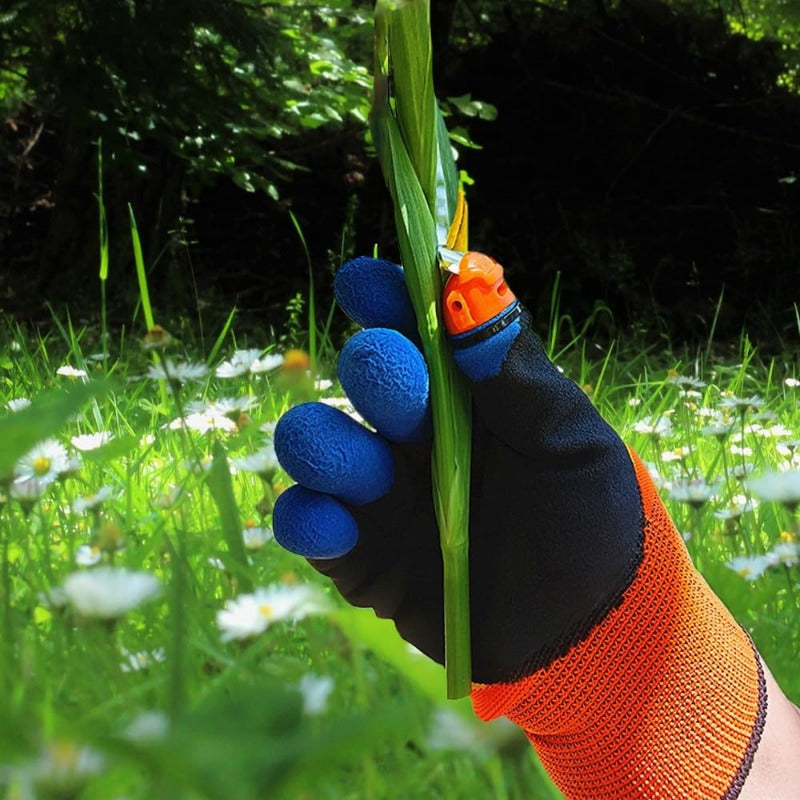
top-left (471, 450), bottom-right (767, 800)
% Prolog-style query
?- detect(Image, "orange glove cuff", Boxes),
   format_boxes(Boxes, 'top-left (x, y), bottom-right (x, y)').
top-left (471, 450), bottom-right (767, 800)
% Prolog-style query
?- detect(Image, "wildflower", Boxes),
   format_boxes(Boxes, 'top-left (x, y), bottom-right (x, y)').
top-left (769, 541), bottom-right (800, 568)
top-left (627, 397), bottom-right (642, 407)
top-left (661, 446), bottom-right (692, 463)
top-left (215, 348), bottom-right (263, 378)
top-left (315, 378), bottom-right (334, 391)
top-left (170, 411), bottom-right (237, 434)
top-left (142, 324), bottom-right (173, 350)
top-left (29, 740), bottom-right (105, 796)
top-left (152, 484), bottom-right (185, 509)
top-left (719, 394), bottom-right (763, 415)
top-left (701, 420), bottom-right (735, 441)
top-left (785, 377), bottom-right (800, 388)
top-left (667, 374), bottom-right (707, 390)
top-left (250, 353), bottom-right (284, 374)
top-left (216, 583), bottom-right (329, 642)
top-left (120, 647), bottom-right (166, 673)
top-left (669, 479), bottom-right (719, 509)
top-left (729, 444), bottom-right (753, 457)
top-left (95, 521), bottom-right (125, 553)
top-left (39, 586), bottom-right (68, 610)
top-left (727, 554), bottom-right (772, 580)
top-left (56, 365), bottom-right (88, 379)
top-left (426, 707), bottom-right (486, 754)
top-left (14, 438), bottom-right (71, 486)
top-left (123, 710), bottom-right (169, 743)
top-left (72, 485), bottom-right (116, 514)
top-left (748, 469), bottom-right (800, 511)
top-left (70, 431), bottom-right (113, 451)
top-left (632, 415), bottom-right (673, 438)
top-left (75, 545), bottom-right (102, 567)
top-left (243, 523), bottom-right (273, 550)
top-left (757, 423), bottom-right (793, 440)
top-left (233, 444), bottom-right (279, 479)
top-left (10, 476), bottom-right (48, 506)
top-left (61, 567), bottom-right (160, 619)
top-left (6, 397), bottom-right (31, 412)
top-left (187, 395), bottom-right (258, 417)
top-left (713, 495), bottom-right (757, 520)
top-left (146, 360), bottom-right (208, 383)
top-left (298, 673), bottom-right (334, 715)
top-left (282, 349), bottom-right (310, 372)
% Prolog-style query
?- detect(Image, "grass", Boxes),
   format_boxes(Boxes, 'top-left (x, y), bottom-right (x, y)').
top-left (0, 287), bottom-right (798, 798)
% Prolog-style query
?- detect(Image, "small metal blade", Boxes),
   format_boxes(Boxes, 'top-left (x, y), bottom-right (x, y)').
top-left (437, 245), bottom-right (465, 274)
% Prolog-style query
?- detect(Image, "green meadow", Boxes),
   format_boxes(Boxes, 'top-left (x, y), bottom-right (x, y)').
top-left (1, 272), bottom-right (798, 798)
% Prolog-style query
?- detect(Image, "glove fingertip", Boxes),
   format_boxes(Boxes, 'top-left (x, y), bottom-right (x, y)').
top-left (335, 257), bottom-right (417, 338)
top-left (338, 329), bottom-right (430, 443)
top-left (273, 485), bottom-right (358, 559)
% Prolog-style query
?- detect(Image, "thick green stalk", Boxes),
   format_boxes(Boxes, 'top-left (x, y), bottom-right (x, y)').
top-left (373, 0), bottom-right (472, 698)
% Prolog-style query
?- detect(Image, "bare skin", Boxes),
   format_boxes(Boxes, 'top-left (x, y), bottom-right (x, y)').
top-left (739, 661), bottom-right (800, 799)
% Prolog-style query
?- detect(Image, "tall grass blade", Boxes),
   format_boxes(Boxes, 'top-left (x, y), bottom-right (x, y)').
top-left (206, 439), bottom-right (253, 593)
top-left (128, 204), bottom-right (155, 331)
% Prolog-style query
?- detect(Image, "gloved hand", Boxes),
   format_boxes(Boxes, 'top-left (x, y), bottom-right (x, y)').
top-left (272, 253), bottom-right (766, 800)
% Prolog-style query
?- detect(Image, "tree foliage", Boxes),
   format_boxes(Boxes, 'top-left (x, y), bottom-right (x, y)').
top-left (0, 0), bottom-right (372, 197)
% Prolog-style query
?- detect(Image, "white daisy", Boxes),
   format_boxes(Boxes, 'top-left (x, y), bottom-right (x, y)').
top-left (215, 349), bottom-right (264, 378)
top-left (29, 740), bottom-right (105, 793)
top-left (14, 439), bottom-right (71, 485)
top-left (727, 554), bottom-right (772, 580)
top-left (233, 444), bottom-right (278, 478)
top-left (6, 397), bottom-right (31, 412)
top-left (242, 524), bottom-right (273, 550)
top-left (668, 479), bottom-right (719, 509)
top-left (120, 647), bottom-right (166, 673)
top-left (146, 360), bottom-right (208, 383)
top-left (123, 710), bottom-right (169, 743)
top-left (768, 541), bottom-right (800, 568)
top-left (10, 476), bottom-right (49, 504)
top-left (170, 411), bottom-right (237, 434)
top-left (75, 545), bottom-right (102, 567)
top-left (61, 567), bottom-right (160, 619)
top-left (784, 377), bottom-right (800, 388)
top-left (70, 431), bottom-right (113, 451)
top-left (748, 470), bottom-right (800, 510)
top-left (56, 365), bottom-right (88, 379)
top-left (216, 583), bottom-right (329, 642)
top-left (185, 396), bottom-right (258, 416)
top-left (72, 485), bottom-right (116, 514)
top-left (632, 415), bottom-right (673, 438)
top-left (298, 673), bottom-right (334, 715)
top-left (250, 353), bottom-right (284, 374)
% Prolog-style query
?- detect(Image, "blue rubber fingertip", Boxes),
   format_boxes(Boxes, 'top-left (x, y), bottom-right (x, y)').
top-left (338, 329), bottom-right (430, 443)
top-left (335, 257), bottom-right (418, 340)
top-left (273, 485), bottom-right (358, 559)
top-left (450, 315), bottom-right (523, 382)
top-left (275, 403), bottom-right (394, 505)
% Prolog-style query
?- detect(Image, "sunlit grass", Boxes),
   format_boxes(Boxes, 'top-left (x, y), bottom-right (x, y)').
top-left (0, 307), bottom-right (798, 798)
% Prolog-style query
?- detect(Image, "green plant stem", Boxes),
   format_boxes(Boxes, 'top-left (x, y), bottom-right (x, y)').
top-left (373, 0), bottom-right (472, 698)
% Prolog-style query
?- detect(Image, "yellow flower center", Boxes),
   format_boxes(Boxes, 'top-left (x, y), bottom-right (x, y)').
top-left (32, 456), bottom-right (52, 476)
top-left (258, 603), bottom-right (273, 619)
